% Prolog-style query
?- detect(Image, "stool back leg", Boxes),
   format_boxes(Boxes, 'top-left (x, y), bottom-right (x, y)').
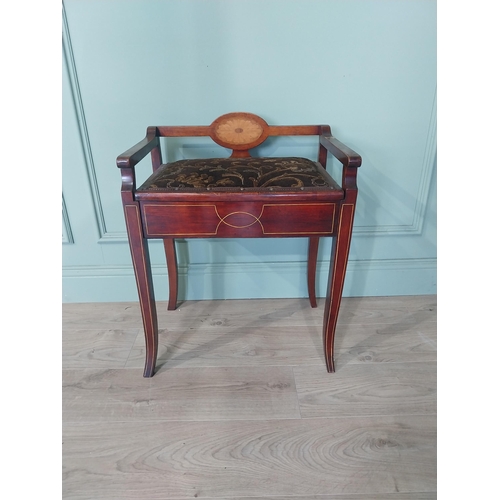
top-left (163, 238), bottom-right (178, 311)
top-left (307, 236), bottom-right (320, 308)
top-left (123, 204), bottom-right (159, 377)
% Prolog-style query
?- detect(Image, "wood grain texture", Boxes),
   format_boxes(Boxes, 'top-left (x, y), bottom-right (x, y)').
top-left (62, 328), bottom-right (139, 369)
top-left (294, 362), bottom-right (436, 418)
top-left (145, 495), bottom-right (437, 500)
top-left (62, 296), bottom-right (437, 499)
top-left (62, 302), bottom-right (144, 329)
top-left (62, 296), bottom-right (436, 330)
top-left (63, 366), bottom-right (300, 422)
top-left (125, 326), bottom-right (324, 369)
top-left (119, 295), bottom-right (436, 371)
top-left (157, 296), bottom-right (437, 329)
top-left (62, 416), bottom-right (436, 499)
top-left (124, 321), bottom-right (436, 369)
top-left (166, 495), bottom-right (437, 500)
top-left (62, 295), bottom-right (436, 373)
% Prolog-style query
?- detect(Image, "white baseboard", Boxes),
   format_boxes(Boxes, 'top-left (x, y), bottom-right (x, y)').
top-left (62, 258), bottom-right (437, 303)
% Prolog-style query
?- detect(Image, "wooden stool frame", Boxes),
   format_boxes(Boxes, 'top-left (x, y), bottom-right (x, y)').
top-left (117, 113), bottom-right (361, 377)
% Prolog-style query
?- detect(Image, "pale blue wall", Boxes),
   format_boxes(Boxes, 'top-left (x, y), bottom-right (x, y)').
top-left (62, 0), bottom-right (436, 303)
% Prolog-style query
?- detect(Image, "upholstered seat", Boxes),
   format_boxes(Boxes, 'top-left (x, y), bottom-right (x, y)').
top-left (137, 157), bottom-right (342, 193)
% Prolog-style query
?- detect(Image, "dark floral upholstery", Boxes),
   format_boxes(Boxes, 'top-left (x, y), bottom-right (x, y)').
top-left (138, 157), bottom-right (341, 192)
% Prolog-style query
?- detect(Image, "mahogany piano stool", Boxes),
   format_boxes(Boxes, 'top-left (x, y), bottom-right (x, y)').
top-left (117, 112), bottom-right (362, 377)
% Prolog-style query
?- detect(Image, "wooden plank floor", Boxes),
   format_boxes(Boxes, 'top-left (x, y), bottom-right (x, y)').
top-left (63, 296), bottom-right (437, 500)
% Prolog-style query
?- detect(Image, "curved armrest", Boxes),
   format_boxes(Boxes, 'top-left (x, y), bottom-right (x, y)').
top-left (117, 128), bottom-right (160, 200)
top-left (117, 127), bottom-right (159, 168)
top-left (319, 135), bottom-right (362, 168)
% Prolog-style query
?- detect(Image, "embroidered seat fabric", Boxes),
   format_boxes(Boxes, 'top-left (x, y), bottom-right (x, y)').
top-left (137, 157), bottom-right (341, 192)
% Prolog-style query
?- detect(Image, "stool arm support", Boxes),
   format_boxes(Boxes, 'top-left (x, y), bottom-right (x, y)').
top-left (117, 128), bottom-right (161, 199)
top-left (319, 134), bottom-right (362, 169)
top-left (319, 132), bottom-right (361, 192)
top-left (117, 127), bottom-right (159, 169)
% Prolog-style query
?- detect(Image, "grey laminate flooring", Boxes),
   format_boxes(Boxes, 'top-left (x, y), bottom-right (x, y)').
top-left (62, 296), bottom-right (437, 499)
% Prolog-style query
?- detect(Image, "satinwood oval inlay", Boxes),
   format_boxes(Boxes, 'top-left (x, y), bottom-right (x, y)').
top-left (215, 118), bottom-right (263, 145)
top-left (210, 112), bottom-right (269, 150)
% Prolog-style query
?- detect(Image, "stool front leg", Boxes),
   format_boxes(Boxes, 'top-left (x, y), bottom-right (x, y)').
top-left (123, 204), bottom-right (159, 377)
top-left (322, 203), bottom-right (356, 373)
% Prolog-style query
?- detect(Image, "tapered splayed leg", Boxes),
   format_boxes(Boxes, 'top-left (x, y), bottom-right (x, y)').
top-left (163, 238), bottom-right (178, 311)
top-left (307, 236), bottom-right (320, 308)
top-left (124, 204), bottom-right (158, 377)
top-left (323, 203), bottom-right (355, 373)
